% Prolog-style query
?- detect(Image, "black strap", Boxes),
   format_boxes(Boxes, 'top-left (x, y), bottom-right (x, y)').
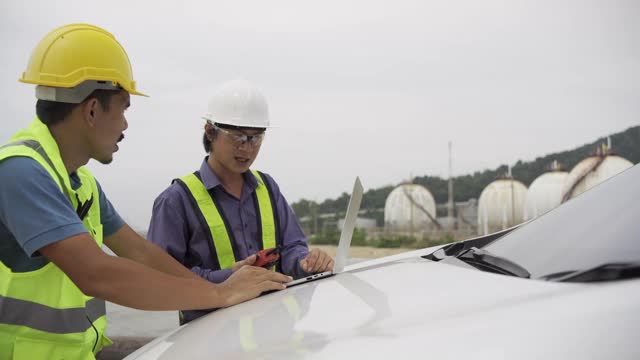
top-left (75, 193), bottom-right (94, 221)
top-left (252, 191), bottom-right (263, 251)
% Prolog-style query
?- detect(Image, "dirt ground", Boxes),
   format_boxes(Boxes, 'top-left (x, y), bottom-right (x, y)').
top-left (312, 245), bottom-right (413, 259)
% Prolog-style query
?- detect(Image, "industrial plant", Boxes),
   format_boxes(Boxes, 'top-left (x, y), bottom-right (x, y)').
top-left (301, 139), bottom-right (635, 247)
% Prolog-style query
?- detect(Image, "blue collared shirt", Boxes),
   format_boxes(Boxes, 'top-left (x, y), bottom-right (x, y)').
top-left (0, 157), bottom-right (125, 272)
top-left (148, 158), bottom-right (310, 284)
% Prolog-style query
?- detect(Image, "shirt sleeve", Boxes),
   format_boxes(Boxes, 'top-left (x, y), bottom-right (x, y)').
top-left (190, 266), bottom-right (232, 284)
top-left (262, 173), bottom-right (310, 279)
top-left (147, 185), bottom-right (233, 283)
top-left (95, 180), bottom-right (125, 237)
top-left (0, 157), bottom-right (87, 256)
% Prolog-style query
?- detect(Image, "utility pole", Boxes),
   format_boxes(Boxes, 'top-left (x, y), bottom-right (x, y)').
top-left (509, 165), bottom-right (515, 227)
top-left (447, 141), bottom-right (454, 232)
top-left (409, 173), bottom-right (414, 238)
top-left (311, 202), bottom-right (318, 235)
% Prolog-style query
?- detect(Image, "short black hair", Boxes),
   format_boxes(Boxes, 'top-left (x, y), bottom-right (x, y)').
top-left (36, 89), bottom-right (119, 126)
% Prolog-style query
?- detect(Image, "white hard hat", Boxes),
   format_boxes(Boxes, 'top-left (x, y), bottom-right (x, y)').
top-left (202, 79), bottom-right (271, 128)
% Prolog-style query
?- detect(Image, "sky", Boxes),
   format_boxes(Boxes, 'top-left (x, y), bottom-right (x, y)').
top-left (1, 0), bottom-right (639, 230)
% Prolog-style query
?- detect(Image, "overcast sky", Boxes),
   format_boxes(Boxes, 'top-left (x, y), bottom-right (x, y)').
top-left (1, 0), bottom-right (639, 230)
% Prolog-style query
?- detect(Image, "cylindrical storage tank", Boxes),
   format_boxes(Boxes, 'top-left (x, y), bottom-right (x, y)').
top-left (523, 170), bottom-right (568, 220)
top-left (561, 155), bottom-right (633, 201)
top-left (384, 184), bottom-right (436, 231)
top-left (478, 179), bottom-right (527, 235)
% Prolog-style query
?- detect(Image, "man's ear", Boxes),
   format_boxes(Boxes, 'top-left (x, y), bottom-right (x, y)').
top-left (81, 98), bottom-right (99, 126)
top-left (204, 122), bottom-right (216, 141)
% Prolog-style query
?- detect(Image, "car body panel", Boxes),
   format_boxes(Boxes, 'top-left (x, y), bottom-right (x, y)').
top-left (125, 257), bottom-right (640, 359)
top-left (126, 165), bottom-right (640, 360)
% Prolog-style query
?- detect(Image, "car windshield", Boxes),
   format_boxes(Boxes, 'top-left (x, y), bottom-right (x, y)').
top-left (483, 164), bottom-right (640, 279)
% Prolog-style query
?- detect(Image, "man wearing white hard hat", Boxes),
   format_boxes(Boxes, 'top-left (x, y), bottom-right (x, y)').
top-left (148, 79), bottom-right (333, 324)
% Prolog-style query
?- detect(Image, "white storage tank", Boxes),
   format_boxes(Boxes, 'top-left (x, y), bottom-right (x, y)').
top-left (478, 176), bottom-right (527, 235)
top-left (384, 184), bottom-right (437, 231)
top-left (561, 148), bottom-right (633, 202)
top-left (523, 162), bottom-right (569, 220)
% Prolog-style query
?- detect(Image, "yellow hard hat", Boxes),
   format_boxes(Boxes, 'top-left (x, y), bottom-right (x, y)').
top-left (20, 23), bottom-right (146, 96)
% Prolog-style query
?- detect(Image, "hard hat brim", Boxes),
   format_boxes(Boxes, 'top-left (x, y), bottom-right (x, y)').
top-left (20, 78), bottom-right (148, 98)
top-left (201, 115), bottom-right (274, 129)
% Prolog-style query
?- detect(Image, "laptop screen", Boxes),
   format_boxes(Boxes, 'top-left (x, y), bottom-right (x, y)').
top-left (333, 176), bottom-right (364, 273)
top-left (285, 177), bottom-right (364, 288)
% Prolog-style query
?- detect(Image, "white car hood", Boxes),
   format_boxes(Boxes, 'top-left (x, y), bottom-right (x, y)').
top-left (126, 255), bottom-right (640, 360)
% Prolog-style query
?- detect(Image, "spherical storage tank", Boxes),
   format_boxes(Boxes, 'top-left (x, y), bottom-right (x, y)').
top-left (384, 184), bottom-right (436, 231)
top-left (523, 169), bottom-right (568, 221)
top-left (561, 154), bottom-right (633, 201)
top-left (478, 178), bottom-right (527, 235)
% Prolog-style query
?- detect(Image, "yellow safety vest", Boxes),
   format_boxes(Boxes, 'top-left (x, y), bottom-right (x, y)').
top-left (175, 170), bottom-right (279, 270)
top-left (0, 118), bottom-right (111, 360)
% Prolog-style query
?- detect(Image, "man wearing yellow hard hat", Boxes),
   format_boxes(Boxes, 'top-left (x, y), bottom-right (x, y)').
top-left (0, 24), bottom-right (291, 359)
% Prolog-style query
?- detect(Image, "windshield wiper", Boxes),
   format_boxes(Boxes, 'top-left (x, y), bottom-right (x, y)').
top-left (456, 247), bottom-right (530, 278)
top-left (542, 262), bottom-right (640, 283)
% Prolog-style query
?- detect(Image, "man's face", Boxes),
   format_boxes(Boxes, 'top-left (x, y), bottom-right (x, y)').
top-left (208, 124), bottom-right (264, 174)
top-left (87, 90), bottom-right (130, 165)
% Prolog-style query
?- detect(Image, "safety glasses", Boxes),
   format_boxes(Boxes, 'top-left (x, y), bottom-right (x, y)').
top-left (214, 125), bottom-right (265, 148)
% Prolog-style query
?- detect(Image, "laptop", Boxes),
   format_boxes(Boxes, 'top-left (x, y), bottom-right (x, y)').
top-left (286, 176), bottom-right (364, 287)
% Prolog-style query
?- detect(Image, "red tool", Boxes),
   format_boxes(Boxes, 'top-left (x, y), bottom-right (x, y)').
top-left (254, 246), bottom-right (281, 268)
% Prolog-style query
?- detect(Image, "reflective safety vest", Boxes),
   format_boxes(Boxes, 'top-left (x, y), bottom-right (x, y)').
top-left (174, 170), bottom-right (281, 270)
top-left (0, 118), bottom-right (111, 360)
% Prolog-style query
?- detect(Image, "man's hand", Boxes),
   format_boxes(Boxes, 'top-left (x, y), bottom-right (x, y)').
top-left (300, 248), bottom-right (334, 273)
top-left (231, 254), bottom-right (257, 273)
top-left (219, 265), bottom-right (292, 307)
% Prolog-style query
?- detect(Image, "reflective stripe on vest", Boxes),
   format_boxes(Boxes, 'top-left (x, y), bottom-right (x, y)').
top-left (175, 170), bottom-right (278, 270)
top-left (251, 171), bottom-right (277, 252)
top-left (0, 295), bottom-right (105, 334)
top-left (0, 118), bottom-right (110, 357)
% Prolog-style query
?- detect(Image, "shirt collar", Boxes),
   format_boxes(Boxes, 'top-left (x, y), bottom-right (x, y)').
top-left (199, 156), bottom-right (260, 191)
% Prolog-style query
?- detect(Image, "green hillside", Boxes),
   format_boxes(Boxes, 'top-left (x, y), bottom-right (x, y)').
top-left (292, 126), bottom-right (640, 219)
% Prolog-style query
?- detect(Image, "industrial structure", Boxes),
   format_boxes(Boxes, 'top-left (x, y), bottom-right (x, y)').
top-left (477, 170), bottom-right (527, 235)
top-left (561, 143), bottom-right (633, 202)
top-left (523, 161), bottom-right (568, 221)
top-left (384, 183), bottom-right (438, 232)
top-left (299, 141), bottom-right (635, 244)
